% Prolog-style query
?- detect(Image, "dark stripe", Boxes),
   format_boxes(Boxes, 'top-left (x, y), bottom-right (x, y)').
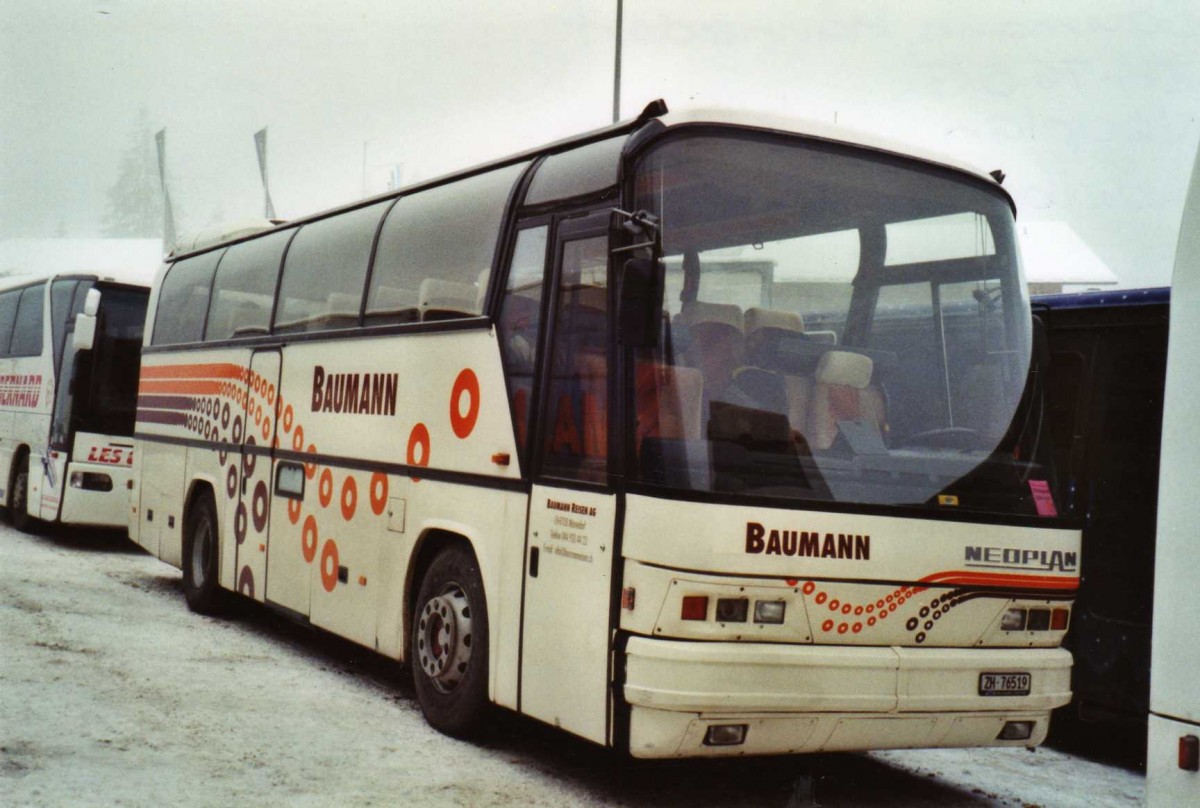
top-left (134, 432), bottom-right (531, 493)
top-left (625, 482), bottom-right (1082, 531)
top-left (136, 395), bottom-right (195, 411)
top-left (135, 410), bottom-right (188, 426)
top-left (141, 315), bottom-right (492, 354)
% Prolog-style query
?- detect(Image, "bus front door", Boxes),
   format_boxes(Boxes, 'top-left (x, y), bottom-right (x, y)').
top-left (519, 224), bottom-right (617, 745)
top-left (233, 349), bottom-right (281, 603)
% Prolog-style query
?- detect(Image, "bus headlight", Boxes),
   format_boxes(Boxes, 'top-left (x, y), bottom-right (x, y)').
top-left (1000, 608), bottom-right (1027, 631)
top-left (715, 598), bottom-right (749, 623)
top-left (754, 600), bottom-right (787, 624)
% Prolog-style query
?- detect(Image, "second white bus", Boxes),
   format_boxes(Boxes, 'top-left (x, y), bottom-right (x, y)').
top-left (131, 103), bottom-right (1080, 757)
top-left (1, 274), bottom-right (149, 531)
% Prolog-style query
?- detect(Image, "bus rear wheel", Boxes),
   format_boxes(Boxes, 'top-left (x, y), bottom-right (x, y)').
top-left (8, 454), bottom-right (31, 532)
top-left (411, 544), bottom-right (490, 738)
top-left (182, 490), bottom-right (223, 614)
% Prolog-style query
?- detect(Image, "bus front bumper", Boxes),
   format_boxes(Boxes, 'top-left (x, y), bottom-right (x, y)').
top-left (623, 637), bottom-right (1072, 758)
top-left (58, 461), bottom-right (133, 528)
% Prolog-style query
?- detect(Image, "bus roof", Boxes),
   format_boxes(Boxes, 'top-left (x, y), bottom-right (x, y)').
top-left (0, 272), bottom-right (150, 294)
top-left (656, 107), bottom-right (1006, 191)
top-left (170, 100), bottom-right (1016, 262)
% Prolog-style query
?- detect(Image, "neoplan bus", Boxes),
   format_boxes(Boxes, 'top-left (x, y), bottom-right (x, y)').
top-left (131, 101), bottom-right (1080, 757)
top-left (0, 274), bottom-right (149, 531)
top-left (1147, 143), bottom-right (1200, 803)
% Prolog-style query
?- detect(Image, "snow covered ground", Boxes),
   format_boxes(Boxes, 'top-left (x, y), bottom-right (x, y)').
top-left (1, 522), bottom-right (1145, 807)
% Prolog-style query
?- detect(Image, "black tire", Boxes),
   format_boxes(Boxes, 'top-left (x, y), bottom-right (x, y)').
top-left (9, 453), bottom-right (31, 532)
top-left (411, 544), bottom-right (491, 738)
top-left (181, 490), bottom-right (223, 614)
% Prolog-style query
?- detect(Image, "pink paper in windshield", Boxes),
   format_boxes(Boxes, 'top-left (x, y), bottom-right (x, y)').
top-left (1029, 480), bottom-right (1057, 517)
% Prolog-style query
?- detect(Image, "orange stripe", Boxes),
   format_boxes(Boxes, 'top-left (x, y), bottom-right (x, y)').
top-left (138, 379), bottom-right (226, 395)
top-left (140, 363), bottom-right (246, 380)
top-left (921, 570), bottom-right (1079, 590)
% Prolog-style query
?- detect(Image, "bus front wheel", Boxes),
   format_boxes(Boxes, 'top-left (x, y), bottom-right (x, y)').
top-left (9, 454), bottom-right (31, 532)
top-left (182, 491), bottom-right (223, 614)
top-left (411, 544), bottom-right (490, 738)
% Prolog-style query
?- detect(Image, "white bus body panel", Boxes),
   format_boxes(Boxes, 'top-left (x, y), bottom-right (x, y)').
top-left (0, 308), bottom-right (53, 520)
top-left (625, 637), bottom-right (1070, 758)
top-left (1147, 144), bottom-right (1200, 804)
top-left (520, 485), bottom-right (616, 744)
top-left (135, 328), bottom-right (529, 707)
top-left (58, 432), bottom-right (136, 526)
top-left (619, 495), bottom-right (1078, 757)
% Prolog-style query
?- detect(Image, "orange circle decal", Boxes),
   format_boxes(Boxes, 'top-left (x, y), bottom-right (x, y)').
top-left (369, 472), bottom-right (388, 516)
top-left (319, 468), bottom-right (333, 508)
top-left (449, 369), bottom-right (480, 439)
top-left (287, 497), bottom-right (301, 525)
top-left (302, 515), bottom-right (318, 563)
top-left (320, 539), bottom-right (339, 592)
top-left (292, 425), bottom-right (305, 452)
top-left (341, 476), bottom-right (357, 521)
top-left (407, 423), bottom-right (430, 482)
top-left (283, 404), bottom-right (294, 433)
top-left (305, 444), bottom-right (318, 479)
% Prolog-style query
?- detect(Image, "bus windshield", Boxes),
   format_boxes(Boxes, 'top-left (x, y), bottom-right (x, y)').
top-left (630, 131), bottom-right (1055, 518)
top-left (51, 285), bottom-right (148, 448)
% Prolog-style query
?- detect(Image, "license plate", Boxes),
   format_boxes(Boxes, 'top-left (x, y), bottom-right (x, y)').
top-left (979, 672), bottom-right (1031, 696)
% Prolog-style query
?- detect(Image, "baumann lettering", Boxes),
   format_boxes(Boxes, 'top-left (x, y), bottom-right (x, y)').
top-left (311, 365), bottom-right (397, 416)
top-left (745, 521), bottom-right (870, 560)
top-left (964, 546), bottom-right (1078, 573)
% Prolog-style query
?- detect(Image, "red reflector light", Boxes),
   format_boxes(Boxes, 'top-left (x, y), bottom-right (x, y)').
top-left (621, 587), bottom-right (636, 611)
top-left (1181, 734), bottom-right (1199, 772)
top-left (681, 596), bottom-right (709, 621)
top-left (1051, 608), bottom-right (1069, 631)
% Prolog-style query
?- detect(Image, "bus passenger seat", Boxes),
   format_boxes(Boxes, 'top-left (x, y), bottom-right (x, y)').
top-left (326, 293), bottom-right (361, 319)
top-left (808, 350), bottom-right (885, 450)
top-left (419, 278), bottom-right (478, 321)
top-left (369, 285), bottom-right (422, 319)
top-left (672, 301), bottom-right (745, 391)
top-left (737, 307), bottom-right (810, 430)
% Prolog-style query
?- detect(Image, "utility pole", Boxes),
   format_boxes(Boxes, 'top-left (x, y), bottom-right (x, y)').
top-left (613, 0), bottom-right (623, 123)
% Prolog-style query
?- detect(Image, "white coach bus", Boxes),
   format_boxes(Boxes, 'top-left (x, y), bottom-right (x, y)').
top-left (1146, 143), bottom-right (1200, 803)
top-left (1, 274), bottom-right (149, 531)
top-left (131, 102), bottom-right (1079, 757)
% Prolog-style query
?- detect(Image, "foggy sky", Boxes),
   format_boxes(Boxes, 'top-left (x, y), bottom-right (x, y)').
top-left (2, 0), bottom-right (1198, 288)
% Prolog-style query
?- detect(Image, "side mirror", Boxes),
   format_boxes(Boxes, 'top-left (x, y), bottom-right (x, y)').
top-left (73, 313), bottom-right (97, 352)
top-left (72, 288), bottom-right (102, 351)
top-left (83, 287), bottom-right (102, 317)
top-left (618, 258), bottom-right (664, 348)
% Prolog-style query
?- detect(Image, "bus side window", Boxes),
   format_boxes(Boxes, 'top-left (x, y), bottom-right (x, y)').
top-left (274, 201), bottom-right (388, 334)
top-left (366, 161), bottom-right (529, 323)
top-left (496, 226), bottom-right (549, 455)
top-left (10, 284), bottom-right (45, 357)
top-left (206, 228), bottom-right (290, 340)
top-left (0, 289), bottom-right (21, 356)
top-left (540, 236), bottom-right (609, 483)
top-left (152, 251), bottom-right (223, 346)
